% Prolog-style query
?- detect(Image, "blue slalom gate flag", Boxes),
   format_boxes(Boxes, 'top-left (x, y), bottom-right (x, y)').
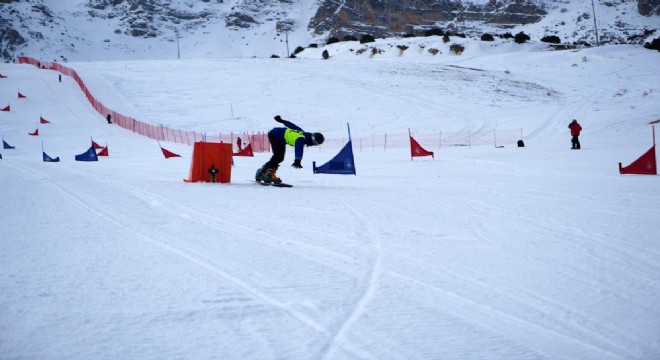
top-left (312, 123), bottom-right (356, 175)
top-left (313, 140), bottom-right (356, 175)
top-left (75, 145), bottom-right (98, 162)
top-left (0, 152), bottom-right (2, 159)
top-left (43, 152), bottom-right (60, 162)
top-left (3, 139), bottom-right (14, 149)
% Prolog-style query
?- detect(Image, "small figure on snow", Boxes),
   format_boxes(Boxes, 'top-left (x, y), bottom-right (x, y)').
top-left (255, 115), bottom-right (324, 184)
top-left (568, 119), bottom-right (582, 149)
top-left (236, 136), bottom-right (242, 151)
top-left (209, 164), bottom-right (218, 183)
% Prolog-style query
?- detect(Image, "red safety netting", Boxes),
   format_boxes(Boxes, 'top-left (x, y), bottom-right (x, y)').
top-left (350, 128), bottom-right (524, 152)
top-left (18, 56), bottom-right (271, 152)
top-left (18, 57), bottom-right (525, 154)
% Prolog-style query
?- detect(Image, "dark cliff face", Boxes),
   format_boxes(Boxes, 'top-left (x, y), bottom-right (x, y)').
top-left (225, 0), bottom-right (294, 30)
top-left (309, 0), bottom-right (547, 38)
top-left (638, 0), bottom-right (660, 16)
top-left (86, 0), bottom-right (216, 38)
top-left (0, 19), bottom-right (26, 61)
top-left (0, 1), bottom-right (45, 62)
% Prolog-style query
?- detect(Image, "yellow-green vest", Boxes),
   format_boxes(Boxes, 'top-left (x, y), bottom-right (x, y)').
top-left (284, 129), bottom-right (305, 146)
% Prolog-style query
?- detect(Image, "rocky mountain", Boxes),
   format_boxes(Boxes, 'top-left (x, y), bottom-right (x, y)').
top-left (310, 0), bottom-right (548, 38)
top-left (1, 0), bottom-right (658, 62)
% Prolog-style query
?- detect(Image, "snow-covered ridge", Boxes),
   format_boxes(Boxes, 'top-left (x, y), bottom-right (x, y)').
top-left (1, 0), bottom-right (658, 62)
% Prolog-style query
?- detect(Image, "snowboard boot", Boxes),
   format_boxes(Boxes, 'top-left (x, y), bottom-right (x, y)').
top-left (264, 167), bottom-right (282, 185)
top-left (255, 166), bottom-right (267, 182)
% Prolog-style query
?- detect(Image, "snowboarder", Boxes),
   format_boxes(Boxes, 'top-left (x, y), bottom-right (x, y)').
top-left (255, 115), bottom-right (324, 184)
top-left (568, 119), bottom-right (582, 149)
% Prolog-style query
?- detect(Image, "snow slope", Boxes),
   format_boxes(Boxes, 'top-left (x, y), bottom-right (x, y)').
top-left (1, 43), bottom-right (659, 360)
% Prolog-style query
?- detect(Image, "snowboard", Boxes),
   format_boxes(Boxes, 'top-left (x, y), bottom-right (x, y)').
top-left (252, 180), bottom-right (293, 188)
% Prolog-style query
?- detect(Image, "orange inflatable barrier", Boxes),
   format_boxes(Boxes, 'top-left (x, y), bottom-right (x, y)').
top-left (184, 142), bottom-right (232, 183)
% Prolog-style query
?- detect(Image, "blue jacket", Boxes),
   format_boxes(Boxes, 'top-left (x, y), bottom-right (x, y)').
top-left (271, 120), bottom-right (313, 160)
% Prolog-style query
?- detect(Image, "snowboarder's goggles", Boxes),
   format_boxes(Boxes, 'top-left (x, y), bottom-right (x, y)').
top-left (312, 134), bottom-right (322, 145)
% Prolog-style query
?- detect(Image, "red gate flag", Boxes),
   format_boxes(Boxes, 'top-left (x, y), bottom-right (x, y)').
top-left (96, 146), bottom-right (109, 157)
top-left (233, 142), bottom-right (254, 157)
top-left (160, 145), bottom-right (181, 159)
top-left (92, 140), bottom-right (103, 149)
top-left (40, 116), bottom-right (50, 124)
top-left (409, 129), bottom-right (434, 160)
top-left (1, 105), bottom-right (9, 112)
top-left (18, 92), bottom-right (26, 99)
top-left (29, 128), bottom-right (39, 136)
top-left (619, 126), bottom-right (657, 175)
top-left (619, 146), bottom-right (656, 175)
top-left (0, 74), bottom-right (7, 78)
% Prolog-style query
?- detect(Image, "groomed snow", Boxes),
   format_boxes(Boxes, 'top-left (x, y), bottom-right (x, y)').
top-left (1, 42), bottom-right (659, 360)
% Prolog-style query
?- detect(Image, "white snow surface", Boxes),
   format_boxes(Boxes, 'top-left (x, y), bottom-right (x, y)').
top-left (1, 42), bottom-right (660, 360)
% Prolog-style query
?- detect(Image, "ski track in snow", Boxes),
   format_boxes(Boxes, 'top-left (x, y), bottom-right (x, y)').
top-left (347, 186), bottom-right (655, 359)
top-left (6, 161), bottom-right (331, 336)
top-left (319, 200), bottom-right (383, 360)
top-left (331, 169), bottom-right (660, 359)
top-left (468, 224), bottom-right (647, 360)
top-left (99, 177), bottom-right (358, 274)
top-left (459, 186), bottom-right (658, 359)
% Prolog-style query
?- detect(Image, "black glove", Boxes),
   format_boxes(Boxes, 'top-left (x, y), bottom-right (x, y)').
top-left (292, 159), bottom-right (303, 169)
top-left (274, 115), bottom-right (284, 123)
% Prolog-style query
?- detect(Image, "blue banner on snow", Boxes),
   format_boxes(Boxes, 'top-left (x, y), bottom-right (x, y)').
top-left (75, 145), bottom-right (98, 162)
top-left (43, 152), bottom-right (60, 162)
top-left (313, 140), bottom-right (356, 175)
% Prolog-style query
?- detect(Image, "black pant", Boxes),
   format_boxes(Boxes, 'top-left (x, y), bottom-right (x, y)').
top-left (265, 130), bottom-right (286, 169)
top-left (571, 136), bottom-right (580, 149)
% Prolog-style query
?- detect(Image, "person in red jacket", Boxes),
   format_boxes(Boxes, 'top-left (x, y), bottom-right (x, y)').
top-left (568, 119), bottom-right (582, 149)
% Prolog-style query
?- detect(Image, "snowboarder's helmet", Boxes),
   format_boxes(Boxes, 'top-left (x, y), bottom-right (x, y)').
top-left (312, 132), bottom-right (324, 145)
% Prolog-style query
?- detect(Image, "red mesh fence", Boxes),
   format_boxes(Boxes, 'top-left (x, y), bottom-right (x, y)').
top-left (352, 128), bottom-right (524, 152)
top-left (19, 57), bottom-right (524, 153)
top-left (18, 57), bottom-right (270, 150)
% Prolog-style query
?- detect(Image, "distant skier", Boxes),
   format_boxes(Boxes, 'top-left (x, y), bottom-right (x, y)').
top-left (255, 115), bottom-right (324, 184)
top-left (568, 119), bottom-right (582, 149)
top-left (236, 137), bottom-right (242, 151)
